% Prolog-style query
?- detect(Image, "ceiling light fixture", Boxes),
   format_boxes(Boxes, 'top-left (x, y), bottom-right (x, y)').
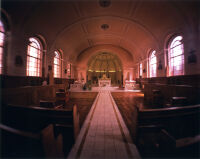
top-left (101, 24), bottom-right (109, 30)
top-left (99, 0), bottom-right (111, 8)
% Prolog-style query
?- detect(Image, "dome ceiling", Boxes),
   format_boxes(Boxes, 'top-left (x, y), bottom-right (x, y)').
top-left (3, 0), bottom-right (198, 64)
top-left (88, 52), bottom-right (122, 72)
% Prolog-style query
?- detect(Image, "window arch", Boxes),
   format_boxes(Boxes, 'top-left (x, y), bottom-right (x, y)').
top-left (54, 51), bottom-right (62, 78)
top-left (26, 37), bottom-right (43, 77)
top-left (168, 36), bottom-right (184, 76)
top-left (0, 20), bottom-right (5, 74)
top-left (149, 50), bottom-right (157, 77)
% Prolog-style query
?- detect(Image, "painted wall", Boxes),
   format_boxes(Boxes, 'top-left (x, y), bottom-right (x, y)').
top-left (1, 1), bottom-right (199, 81)
top-left (75, 44), bottom-right (134, 84)
top-left (134, 28), bottom-right (200, 79)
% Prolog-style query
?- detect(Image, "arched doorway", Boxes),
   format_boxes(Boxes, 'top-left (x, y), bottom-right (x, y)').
top-left (87, 52), bottom-right (122, 86)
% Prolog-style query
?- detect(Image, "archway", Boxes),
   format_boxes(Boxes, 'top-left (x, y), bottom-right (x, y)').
top-left (87, 52), bottom-right (122, 86)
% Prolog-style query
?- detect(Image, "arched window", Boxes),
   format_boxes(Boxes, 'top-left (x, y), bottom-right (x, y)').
top-left (149, 50), bottom-right (157, 77)
top-left (139, 63), bottom-right (142, 77)
top-left (26, 37), bottom-right (43, 77)
top-left (54, 51), bottom-right (61, 78)
top-left (168, 36), bottom-right (184, 76)
top-left (67, 63), bottom-right (71, 78)
top-left (0, 20), bottom-right (5, 74)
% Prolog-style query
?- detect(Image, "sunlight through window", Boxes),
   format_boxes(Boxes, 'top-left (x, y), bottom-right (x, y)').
top-left (54, 51), bottom-right (61, 78)
top-left (67, 63), bottom-right (71, 78)
top-left (0, 20), bottom-right (5, 74)
top-left (168, 36), bottom-right (184, 76)
top-left (26, 38), bottom-right (42, 77)
top-left (139, 63), bottom-right (142, 77)
top-left (149, 50), bottom-right (157, 77)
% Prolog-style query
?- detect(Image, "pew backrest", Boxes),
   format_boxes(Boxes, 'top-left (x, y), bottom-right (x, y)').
top-left (137, 104), bottom-right (200, 139)
top-left (139, 104), bottom-right (200, 121)
top-left (2, 104), bottom-right (80, 138)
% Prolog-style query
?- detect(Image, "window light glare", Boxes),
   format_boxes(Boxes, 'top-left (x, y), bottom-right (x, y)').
top-left (26, 37), bottom-right (42, 77)
top-left (168, 36), bottom-right (184, 76)
top-left (54, 51), bottom-right (61, 78)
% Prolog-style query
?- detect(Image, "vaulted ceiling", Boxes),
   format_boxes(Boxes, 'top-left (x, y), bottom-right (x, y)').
top-left (3, 0), bottom-right (199, 64)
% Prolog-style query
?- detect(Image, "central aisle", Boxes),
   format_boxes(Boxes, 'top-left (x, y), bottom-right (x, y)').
top-left (68, 87), bottom-right (140, 159)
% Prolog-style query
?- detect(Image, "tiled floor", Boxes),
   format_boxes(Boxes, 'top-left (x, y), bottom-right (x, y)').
top-left (68, 87), bottom-right (140, 159)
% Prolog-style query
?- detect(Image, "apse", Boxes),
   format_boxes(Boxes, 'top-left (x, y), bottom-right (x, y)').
top-left (87, 52), bottom-right (122, 85)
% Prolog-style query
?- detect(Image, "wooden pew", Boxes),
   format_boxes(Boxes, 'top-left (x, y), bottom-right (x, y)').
top-left (39, 88), bottom-right (70, 108)
top-left (2, 84), bottom-right (70, 106)
top-left (2, 103), bottom-right (80, 157)
top-left (144, 83), bottom-right (199, 107)
top-left (55, 89), bottom-right (70, 106)
top-left (134, 104), bottom-right (200, 157)
top-left (2, 104), bottom-right (80, 140)
top-left (0, 124), bottom-right (63, 158)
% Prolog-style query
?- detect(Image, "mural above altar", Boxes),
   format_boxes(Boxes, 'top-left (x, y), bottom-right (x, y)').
top-left (98, 74), bottom-right (111, 87)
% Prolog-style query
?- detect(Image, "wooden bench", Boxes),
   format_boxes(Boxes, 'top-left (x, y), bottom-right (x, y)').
top-left (170, 96), bottom-right (188, 106)
top-left (2, 103), bottom-right (80, 157)
top-left (55, 90), bottom-right (70, 106)
top-left (39, 88), bottom-right (70, 108)
top-left (144, 83), bottom-right (199, 107)
top-left (2, 104), bottom-right (80, 139)
top-left (0, 124), bottom-right (63, 158)
top-left (40, 99), bottom-right (56, 108)
top-left (134, 104), bottom-right (200, 157)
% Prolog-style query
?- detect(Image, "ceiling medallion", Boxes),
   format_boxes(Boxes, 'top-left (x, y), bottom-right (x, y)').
top-left (101, 24), bottom-right (109, 30)
top-left (99, 0), bottom-right (111, 8)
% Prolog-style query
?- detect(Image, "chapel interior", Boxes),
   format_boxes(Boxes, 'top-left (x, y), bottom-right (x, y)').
top-left (0, 0), bottom-right (200, 158)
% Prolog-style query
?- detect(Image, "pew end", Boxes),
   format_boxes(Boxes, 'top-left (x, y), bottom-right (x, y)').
top-left (1, 103), bottom-right (80, 157)
top-left (73, 104), bottom-right (80, 140)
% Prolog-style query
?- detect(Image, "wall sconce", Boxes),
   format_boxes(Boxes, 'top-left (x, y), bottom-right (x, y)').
top-left (188, 50), bottom-right (197, 64)
top-left (143, 68), bottom-right (146, 73)
top-left (158, 60), bottom-right (162, 70)
top-left (64, 69), bottom-right (67, 74)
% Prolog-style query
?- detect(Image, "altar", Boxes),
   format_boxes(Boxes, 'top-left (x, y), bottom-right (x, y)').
top-left (125, 80), bottom-right (136, 90)
top-left (98, 74), bottom-right (111, 87)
